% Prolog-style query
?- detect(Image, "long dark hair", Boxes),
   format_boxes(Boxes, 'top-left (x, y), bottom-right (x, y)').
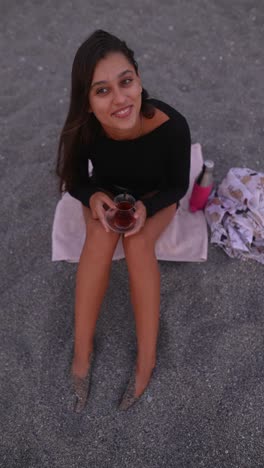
top-left (56, 29), bottom-right (155, 193)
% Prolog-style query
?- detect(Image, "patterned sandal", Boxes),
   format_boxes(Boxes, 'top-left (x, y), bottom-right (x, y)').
top-left (71, 352), bottom-right (94, 413)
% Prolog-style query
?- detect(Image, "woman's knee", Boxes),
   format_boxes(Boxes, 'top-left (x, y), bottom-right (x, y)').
top-left (85, 219), bottom-right (120, 250)
top-left (122, 231), bottom-right (155, 257)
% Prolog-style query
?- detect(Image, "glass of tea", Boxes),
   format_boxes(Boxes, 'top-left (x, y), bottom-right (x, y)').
top-left (108, 193), bottom-right (136, 232)
top-left (113, 193), bottom-right (136, 231)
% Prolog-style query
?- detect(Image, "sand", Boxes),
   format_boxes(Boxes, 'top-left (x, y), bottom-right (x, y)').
top-left (1, 1), bottom-right (264, 467)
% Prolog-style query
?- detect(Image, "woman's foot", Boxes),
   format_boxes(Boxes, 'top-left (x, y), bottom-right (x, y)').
top-left (71, 352), bottom-right (94, 413)
top-left (119, 363), bottom-right (155, 411)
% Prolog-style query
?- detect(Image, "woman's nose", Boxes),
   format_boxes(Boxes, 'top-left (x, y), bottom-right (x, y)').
top-left (112, 87), bottom-right (126, 104)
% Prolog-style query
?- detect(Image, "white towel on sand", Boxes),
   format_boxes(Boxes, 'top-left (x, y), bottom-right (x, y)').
top-left (51, 143), bottom-right (208, 262)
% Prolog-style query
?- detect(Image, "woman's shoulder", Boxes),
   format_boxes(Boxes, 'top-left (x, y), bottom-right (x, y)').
top-left (149, 98), bottom-right (188, 122)
top-left (144, 98), bottom-right (190, 136)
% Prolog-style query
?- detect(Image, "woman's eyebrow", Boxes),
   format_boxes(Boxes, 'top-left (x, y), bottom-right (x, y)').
top-left (91, 69), bottom-right (134, 89)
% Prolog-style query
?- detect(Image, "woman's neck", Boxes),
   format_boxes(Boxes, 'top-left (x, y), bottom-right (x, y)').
top-left (102, 114), bottom-right (143, 141)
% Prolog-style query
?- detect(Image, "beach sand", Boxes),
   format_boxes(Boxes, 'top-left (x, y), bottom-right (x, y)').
top-left (1, 1), bottom-right (264, 467)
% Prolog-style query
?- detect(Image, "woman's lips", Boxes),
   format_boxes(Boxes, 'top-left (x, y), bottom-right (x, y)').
top-left (112, 105), bottom-right (133, 118)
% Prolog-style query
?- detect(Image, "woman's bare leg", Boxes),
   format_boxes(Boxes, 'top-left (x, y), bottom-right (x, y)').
top-left (72, 207), bottom-right (120, 378)
top-left (122, 204), bottom-right (177, 398)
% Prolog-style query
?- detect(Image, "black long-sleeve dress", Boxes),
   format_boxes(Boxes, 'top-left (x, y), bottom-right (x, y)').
top-left (69, 98), bottom-right (191, 218)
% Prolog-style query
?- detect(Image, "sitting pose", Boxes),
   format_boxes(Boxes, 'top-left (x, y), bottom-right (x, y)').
top-left (56, 29), bottom-right (191, 412)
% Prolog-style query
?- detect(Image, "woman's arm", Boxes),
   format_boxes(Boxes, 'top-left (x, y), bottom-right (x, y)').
top-left (140, 116), bottom-right (191, 217)
top-left (68, 151), bottom-right (99, 208)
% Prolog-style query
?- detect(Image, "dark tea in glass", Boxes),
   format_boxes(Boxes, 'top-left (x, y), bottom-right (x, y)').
top-left (113, 194), bottom-right (136, 230)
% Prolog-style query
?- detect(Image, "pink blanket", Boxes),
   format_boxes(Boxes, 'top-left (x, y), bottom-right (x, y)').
top-left (51, 143), bottom-right (208, 262)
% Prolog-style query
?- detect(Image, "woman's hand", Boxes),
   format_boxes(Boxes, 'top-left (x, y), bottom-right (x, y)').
top-left (89, 192), bottom-right (116, 232)
top-left (124, 200), bottom-right (147, 237)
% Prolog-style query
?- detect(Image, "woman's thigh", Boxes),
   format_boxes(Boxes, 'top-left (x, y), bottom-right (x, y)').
top-left (141, 203), bottom-right (177, 245)
top-left (82, 202), bottom-right (176, 249)
top-left (82, 206), bottom-right (99, 232)
top-left (82, 206), bottom-right (120, 245)
top-left (123, 203), bottom-right (177, 253)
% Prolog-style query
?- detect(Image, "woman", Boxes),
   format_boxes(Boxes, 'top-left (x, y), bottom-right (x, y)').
top-left (56, 29), bottom-right (191, 412)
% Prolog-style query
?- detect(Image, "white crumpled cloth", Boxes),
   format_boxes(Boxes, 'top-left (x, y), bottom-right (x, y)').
top-left (205, 167), bottom-right (264, 264)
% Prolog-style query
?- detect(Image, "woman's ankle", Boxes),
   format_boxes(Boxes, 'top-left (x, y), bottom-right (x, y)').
top-left (71, 350), bottom-right (94, 378)
top-left (136, 355), bottom-right (156, 376)
top-left (134, 365), bottom-right (154, 397)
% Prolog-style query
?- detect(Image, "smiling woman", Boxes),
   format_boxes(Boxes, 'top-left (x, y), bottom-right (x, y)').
top-left (88, 53), bottom-right (143, 140)
top-left (56, 29), bottom-right (191, 413)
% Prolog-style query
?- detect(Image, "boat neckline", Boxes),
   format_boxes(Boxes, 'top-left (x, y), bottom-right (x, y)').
top-left (102, 117), bottom-right (171, 143)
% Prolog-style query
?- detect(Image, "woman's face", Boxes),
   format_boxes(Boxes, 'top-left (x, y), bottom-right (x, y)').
top-left (88, 52), bottom-right (142, 139)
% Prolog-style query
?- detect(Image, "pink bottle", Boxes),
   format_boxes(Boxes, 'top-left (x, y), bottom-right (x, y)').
top-left (189, 160), bottom-right (214, 212)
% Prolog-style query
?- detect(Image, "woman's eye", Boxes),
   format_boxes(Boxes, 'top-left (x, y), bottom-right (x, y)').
top-left (122, 78), bottom-right (133, 85)
top-left (95, 79), bottom-right (133, 95)
top-left (96, 87), bottom-right (108, 95)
